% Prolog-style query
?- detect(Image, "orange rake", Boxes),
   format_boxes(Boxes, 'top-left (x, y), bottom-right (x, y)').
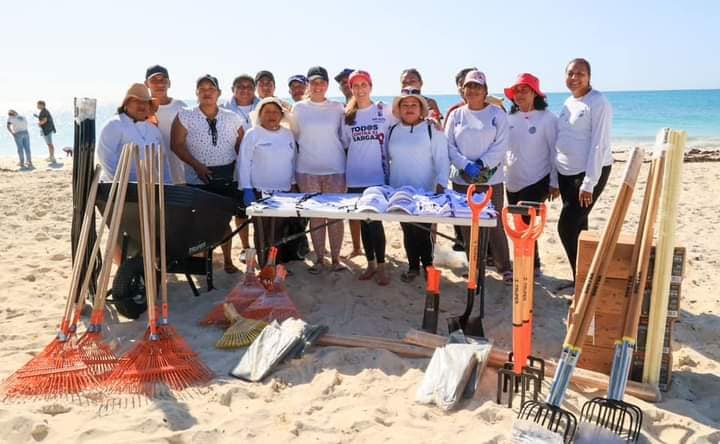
top-left (100, 145), bottom-right (213, 400)
top-left (497, 201), bottom-right (547, 408)
top-left (1, 166), bottom-right (103, 400)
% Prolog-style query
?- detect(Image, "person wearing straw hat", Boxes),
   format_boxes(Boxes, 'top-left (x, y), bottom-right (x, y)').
top-left (6, 110), bottom-right (33, 169)
top-left (96, 83), bottom-right (170, 184)
top-left (555, 58), bottom-right (613, 283)
top-left (238, 97), bottom-right (297, 266)
top-left (171, 74), bottom-right (244, 273)
top-left (445, 69), bottom-right (513, 285)
top-left (341, 70), bottom-right (395, 285)
top-left (504, 72), bottom-right (558, 274)
top-left (387, 88), bottom-right (450, 283)
top-left (292, 66), bottom-right (347, 274)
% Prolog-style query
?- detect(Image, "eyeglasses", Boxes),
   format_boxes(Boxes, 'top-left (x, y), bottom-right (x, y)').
top-left (401, 87), bottom-right (421, 95)
top-left (207, 118), bottom-right (218, 146)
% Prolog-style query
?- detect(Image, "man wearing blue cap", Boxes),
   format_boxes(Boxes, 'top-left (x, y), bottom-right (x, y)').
top-left (288, 74), bottom-right (308, 102)
top-left (334, 68), bottom-right (354, 103)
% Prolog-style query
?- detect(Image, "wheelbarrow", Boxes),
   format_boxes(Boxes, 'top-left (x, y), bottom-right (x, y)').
top-left (95, 182), bottom-right (239, 319)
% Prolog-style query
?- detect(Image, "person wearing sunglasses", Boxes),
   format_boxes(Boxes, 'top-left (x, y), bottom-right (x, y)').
top-left (341, 70), bottom-right (395, 286)
top-left (291, 66), bottom-right (347, 274)
top-left (399, 68), bottom-right (442, 125)
top-left (504, 73), bottom-right (558, 275)
top-left (445, 70), bottom-right (513, 285)
top-left (171, 74), bottom-right (244, 273)
top-left (387, 89), bottom-right (450, 283)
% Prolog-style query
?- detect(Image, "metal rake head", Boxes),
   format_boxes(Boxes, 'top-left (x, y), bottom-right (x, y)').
top-left (518, 400), bottom-right (578, 443)
top-left (580, 397), bottom-right (643, 442)
top-left (497, 364), bottom-right (543, 408)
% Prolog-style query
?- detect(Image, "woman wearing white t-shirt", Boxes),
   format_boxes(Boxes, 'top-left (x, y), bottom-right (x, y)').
top-left (445, 70), bottom-right (512, 284)
top-left (239, 97), bottom-right (297, 266)
top-left (504, 73), bottom-right (558, 273)
top-left (292, 66), bottom-right (347, 274)
top-left (387, 89), bottom-right (450, 282)
top-left (341, 70), bottom-right (393, 286)
top-left (555, 58), bottom-right (613, 282)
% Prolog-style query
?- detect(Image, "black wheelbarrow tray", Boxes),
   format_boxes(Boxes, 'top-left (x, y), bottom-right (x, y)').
top-left (95, 182), bottom-right (237, 319)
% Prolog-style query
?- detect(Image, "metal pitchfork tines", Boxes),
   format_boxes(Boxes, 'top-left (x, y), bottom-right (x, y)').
top-left (497, 201), bottom-right (547, 408)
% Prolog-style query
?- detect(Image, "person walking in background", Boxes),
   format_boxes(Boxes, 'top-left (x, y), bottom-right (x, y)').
top-left (341, 70), bottom-right (394, 285)
top-left (504, 73), bottom-right (558, 274)
top-left (239, 97), bottom-right (298, 266)
top-left (555, 58), bottom-right (613, 283)
top-left (171, 74), bottom-right (244, 274)
top-left (399, 68), bottom-right (442, 125)
top-left (223, 73), bottom-right (261, 257)
top-left (288, 75), bottom-right (308, 102)
top-left (145, 64), bottom-right (187, 184)
top-left (6, 110), bottom-right (33, 169)
top-left (387, 89), bottom-right (450, 283)
top-left (35, 100), bottom-right (56, 164)
top-left (292, 66), bottom-right (347, 274)
top-left (446, 70), bottom-right (513, 285)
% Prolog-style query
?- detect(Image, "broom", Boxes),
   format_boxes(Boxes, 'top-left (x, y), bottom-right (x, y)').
top-left (0, 166), bottom-right (103, 400)
top-left (100, 145), bottom-right (213, 399)
top-left (75, 144), bottom-right (135, 379)
top-left (215, 303), bottom-right (268, 349)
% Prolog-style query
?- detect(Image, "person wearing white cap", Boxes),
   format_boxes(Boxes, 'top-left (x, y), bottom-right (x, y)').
top-left (238, 97), bottom-right (298, 266)
top-left (96, 83), bottom-right (170, 184)
top-left (292, 65), bottom-right (347, 274)
top-left (341, 70), bottom-right (394, 286)
top-left (555, 58), bottom-right (613, 283)
top-left (504, 73), bottom-right (558, 274)
top-left (445, 69), bottom-right (512, 284)
top-left (387, 88), bottom-right (450, 282)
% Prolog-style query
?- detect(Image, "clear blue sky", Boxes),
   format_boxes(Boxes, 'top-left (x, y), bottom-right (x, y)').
top-left (1, 0), bottom-right (718, 108)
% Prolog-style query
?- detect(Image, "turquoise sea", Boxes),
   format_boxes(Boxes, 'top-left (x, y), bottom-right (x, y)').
top-left (2, 89), bottom-right (719, 156)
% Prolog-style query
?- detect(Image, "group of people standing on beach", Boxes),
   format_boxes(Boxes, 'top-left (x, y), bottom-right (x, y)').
top-left (95, 57), bottom-right (613, 288)
top-left (6, 101), bottom-right (58, 169)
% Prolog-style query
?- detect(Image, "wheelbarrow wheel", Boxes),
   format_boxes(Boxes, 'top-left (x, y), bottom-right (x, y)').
top-left (111, 256), bottom-right (148, 319)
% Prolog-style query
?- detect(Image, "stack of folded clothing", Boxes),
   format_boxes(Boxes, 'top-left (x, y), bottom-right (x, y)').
top-left (387, 186), bottom-right (417, 214)
top-left (445, 189), bottom-right (496, 219)
top-left (356, 186), bottom-right (392, 213)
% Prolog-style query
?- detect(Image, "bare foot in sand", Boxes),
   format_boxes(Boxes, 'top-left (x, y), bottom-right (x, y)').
top-left (359, 260), bottom-right (377, 280)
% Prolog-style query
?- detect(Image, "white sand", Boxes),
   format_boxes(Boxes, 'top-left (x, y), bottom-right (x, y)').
top-left (0, 155), bottom-right (718, 443)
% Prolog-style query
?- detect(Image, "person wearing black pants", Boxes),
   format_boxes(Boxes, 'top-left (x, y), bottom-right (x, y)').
top-left (506, 175), bottom-right (550, 270)
top-left (557, 165), bottom-right (611, 280)
top-left (348, 187), bottom-right (388, 283)
top-left (400, 222), bottom-right (433, 279)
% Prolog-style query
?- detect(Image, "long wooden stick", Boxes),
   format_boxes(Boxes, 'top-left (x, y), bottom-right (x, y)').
top-left (158, 146), bottom-right (169, 322)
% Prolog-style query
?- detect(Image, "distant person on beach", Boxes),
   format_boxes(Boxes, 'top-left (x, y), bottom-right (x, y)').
top-left (334, 67), bottom-right (363, 259)
top-left (446, 70), bottom-right (513, 285)
top-left (555, 58), bottom-right (613, 283)
top-left (341, 70), bottom-right (394, 285)
top-left (6, 110), bottom-right (33, 169)
top-left (399, 68), bottom-right (442, 125)
top-left (387, 89), bottom-right (450, 283)
top-left (35, 101), bottom-right (56, 164)
top-left (223, 73), bottom-right (261, 257)
top-left (504, 73), bottom-right (558, 274)
top-left (288, 75), bottom-right (308, 102)
top-left (96, 83), bottom-right (168, 183)
top-left (238, 97), bottom-right (297, 266)
top-left (144, 64), bottom-right (187, 185)
top-left (171, 74), bottom-right (244, 273)
top-left (291, 66), bottom-right (347, 274)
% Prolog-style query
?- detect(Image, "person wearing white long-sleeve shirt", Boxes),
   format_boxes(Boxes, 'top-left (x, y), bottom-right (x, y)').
top-left (239, 97), bottom-right (297, 266)
top-left (291, 66), bottom-right (347, 273)
top-left (555, 58), bottom-right (613, 282)
top-left (445, 70), bottom-right (512, 283)
top-left (341, 70), bottom-right (394, 285)
top-left (388, 90), bottom-right (450, 282)
top-left (96, 83), bottom-right (170, 184)
top-left (504, 73), bottom-right (558, 272)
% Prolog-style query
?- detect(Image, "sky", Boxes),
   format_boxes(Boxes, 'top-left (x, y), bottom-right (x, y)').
top-left (1, 0), bottom-right (719, 109)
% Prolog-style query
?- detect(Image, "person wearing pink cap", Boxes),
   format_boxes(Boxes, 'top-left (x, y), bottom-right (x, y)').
top-left (445, 70), bottom-right (512, 284)
top-left (341, 70), bottom-right (395, 285)
top-left (291, 66), bottom-right (347, 274)
top-left (504, 73), bottom-right (558, 274)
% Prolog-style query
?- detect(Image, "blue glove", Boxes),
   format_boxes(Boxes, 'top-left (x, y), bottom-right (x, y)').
top-left (464, 162), bottom-right (482, 180)
top-left (474, 159), bottom-right (485, 169)
top-left (243, 188), bottom-right (256, 206)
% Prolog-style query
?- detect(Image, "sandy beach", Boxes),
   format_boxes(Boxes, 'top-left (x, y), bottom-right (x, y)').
top-left (0, 152), bottom-right (718, 444)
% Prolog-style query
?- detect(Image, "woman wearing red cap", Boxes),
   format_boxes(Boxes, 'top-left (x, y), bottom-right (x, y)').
top-left (504, 73), bottom-right (558, 274)
top-left (341, 70), bottom-right (395, 285)
top-left (555, 58), bottom-right (613, 283)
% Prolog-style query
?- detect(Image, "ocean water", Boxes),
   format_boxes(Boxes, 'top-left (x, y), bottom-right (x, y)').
top-left (2, 89), bottom-right (718, 157)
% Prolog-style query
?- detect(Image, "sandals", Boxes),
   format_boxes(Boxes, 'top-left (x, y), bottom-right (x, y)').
top-left (307, 263), bottom-right (323, 275)
top-left (401, 269), bottom-right (420, 283)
